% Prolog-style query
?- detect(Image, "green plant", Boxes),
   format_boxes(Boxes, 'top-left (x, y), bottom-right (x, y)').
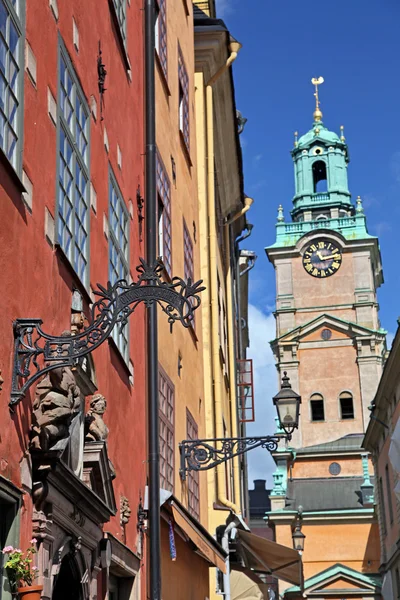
top-left (2, 540), bottom-right (39, 590)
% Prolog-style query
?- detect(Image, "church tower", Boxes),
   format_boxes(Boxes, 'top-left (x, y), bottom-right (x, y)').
top-left (266, 78), bottom-right (386, 448)
top-left (266, 79), bottom-right (383, 600)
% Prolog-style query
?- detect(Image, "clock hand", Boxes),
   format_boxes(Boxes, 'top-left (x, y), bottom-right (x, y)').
top-left (320, 254), bottom-right (340, 261)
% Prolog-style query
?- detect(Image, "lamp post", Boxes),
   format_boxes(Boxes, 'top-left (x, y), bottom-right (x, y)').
top-left (292, 506), bottom-right (305, 554)
top-left (272, 372), bottom-right (301, 439)
top-left (180, 373), bottom-right (301, 478)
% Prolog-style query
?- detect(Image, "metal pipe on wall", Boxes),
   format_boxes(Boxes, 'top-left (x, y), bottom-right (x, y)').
top-left (145, 0), bottom-right (161, 598)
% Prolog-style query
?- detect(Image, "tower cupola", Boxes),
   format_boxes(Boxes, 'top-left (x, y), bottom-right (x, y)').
top-left (291, 77), bottom-right (352, 222)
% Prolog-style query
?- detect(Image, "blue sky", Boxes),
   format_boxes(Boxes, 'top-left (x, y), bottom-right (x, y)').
top-left (216, 0), bottom-right (400, 486)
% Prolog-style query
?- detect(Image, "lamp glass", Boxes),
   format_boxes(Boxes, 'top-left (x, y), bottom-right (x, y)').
top-left (292, 529), bottom-right (305, 552)
top-left (276, 397), bottom-right (299, 429)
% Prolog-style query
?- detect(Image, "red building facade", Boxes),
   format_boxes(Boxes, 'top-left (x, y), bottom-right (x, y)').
top-left (0, 1), bottom-right (146, 598)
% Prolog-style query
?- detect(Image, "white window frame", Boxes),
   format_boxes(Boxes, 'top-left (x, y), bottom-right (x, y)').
top-left (0, 0), bottom-right (24, 173)
top-left (56, 38), bottom-right (90, 288)
top-left (108, 167), bottom-right (130, 364)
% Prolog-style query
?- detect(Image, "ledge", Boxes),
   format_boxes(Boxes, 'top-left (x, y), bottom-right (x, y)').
top-left (155, 52), bottom-right (171, 97)
top-left (179, 130), bottom-right (192, 168)
top-left (0, 147), bottom-right (26, 194)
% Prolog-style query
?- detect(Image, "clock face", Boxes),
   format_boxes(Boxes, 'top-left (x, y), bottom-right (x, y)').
top-left (302, 239), bottom-right (342, 278)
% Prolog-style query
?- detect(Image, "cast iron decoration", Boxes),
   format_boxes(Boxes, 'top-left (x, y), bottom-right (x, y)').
top-left (11, 259), bottom-right (205, 406)
top-left (97, 40), bottom-right (107, 121)
top-left (179, 435), bottom-right (281, 480)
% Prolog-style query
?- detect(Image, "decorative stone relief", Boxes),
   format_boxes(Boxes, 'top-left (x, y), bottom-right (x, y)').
top-left (30, 367), bottom-right (81, 451)
top-left (120, 496), bottom-right (131, 526)
top-left (85, 394), bottom-right (109, 442)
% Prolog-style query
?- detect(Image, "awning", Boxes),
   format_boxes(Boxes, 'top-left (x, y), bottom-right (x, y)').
top-left (231, 567), bottom-right (269, 600)
top-left (170, 501), bottom-right (226, 572)
top-left (237, 530), bottom-right (303, 587)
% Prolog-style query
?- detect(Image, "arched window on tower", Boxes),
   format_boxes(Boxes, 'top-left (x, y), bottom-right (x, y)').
top-left (312, 160), bottom-right (327, 193)
top-left (339, 391), bottom-right (354, 420)
top-left (310, 393), bottom-right (325, 422)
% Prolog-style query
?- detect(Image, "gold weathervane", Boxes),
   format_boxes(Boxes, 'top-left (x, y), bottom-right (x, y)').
top-left (311, 76), bottom-right (324, 122)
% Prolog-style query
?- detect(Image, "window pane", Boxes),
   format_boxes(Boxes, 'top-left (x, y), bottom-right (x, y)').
top-left (340, 394), bottom-right (354, 419)
top-left (112, 0), bottom-right (127, 44)
top-left (178, 47), bottom-right (189, 151)
top-left (310, 394), bottom-right (324, 422)
top-left (109, 171), bottom-right (129, 362)
top-left (57, 45), bottom-right (90, 287)
top-left (156, 153), bottom-right (171, 275)
top-left (159, 368), bottom-right (174, 492)
top-left (0, 0), bottom-right (21, 170)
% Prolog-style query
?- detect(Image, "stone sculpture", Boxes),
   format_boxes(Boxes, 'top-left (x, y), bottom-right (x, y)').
top-left (85, 394), bottom-right (109, 441)
top-left (120, 496), bottom-right (131, 526)
top-left (30, 367), bottom-right (81, 451)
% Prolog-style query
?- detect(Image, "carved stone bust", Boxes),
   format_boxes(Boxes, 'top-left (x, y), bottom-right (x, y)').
top-left (85, 394), bottom-right (109, 442)
top-left (30, 367), bottom-right (81, 451)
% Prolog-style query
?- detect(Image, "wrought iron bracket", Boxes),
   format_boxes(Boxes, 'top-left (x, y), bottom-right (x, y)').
top-left (11, 258), bottom-right (205, 406)
top-left (179, 435), bottom-right (283, 480)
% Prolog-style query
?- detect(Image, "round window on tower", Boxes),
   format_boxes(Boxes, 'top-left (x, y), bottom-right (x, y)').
top-left (313, 146), bottom-right (324, 156)
top-left (321, 329), bottom-right (332, 341)
top-left (329, 462), bottom-right (341, 476)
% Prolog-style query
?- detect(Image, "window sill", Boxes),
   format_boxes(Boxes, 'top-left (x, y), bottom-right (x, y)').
top-left (188, 323), bottom-right (198, 344)
top-left (179, 130), bottom-right (192, 168)
top-left (155, 52), bottom-right (171, 97)
top-left (108, 335), bottom-right (131, 377)
top-left (0, 147), bottom-right (26, 194)
top-left (54, 244), bottom-right (92, 306)
top-left (182, 0), bottom-right (190, 15)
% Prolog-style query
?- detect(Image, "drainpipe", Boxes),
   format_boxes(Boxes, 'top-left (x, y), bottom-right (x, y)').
top-left (222, 521), bottom-right (236, 600)
top-left (235, 222), bottom-right (253, 248)
top-left (206, 37), bottom-right (241, 513)
top-left (225, 229), bottom-right (241, 511)
top-left (226, 196), bottom-right (253, 226)
top-left (239, 252), bottom-right (257, 277)
top-left (234, 232), bottom-right (254, 519)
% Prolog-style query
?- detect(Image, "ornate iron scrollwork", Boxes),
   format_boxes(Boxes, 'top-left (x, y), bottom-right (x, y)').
top-left (179, 435), bottom-right (281, 480)
top-left (11, 259), bottom-right (204, 406)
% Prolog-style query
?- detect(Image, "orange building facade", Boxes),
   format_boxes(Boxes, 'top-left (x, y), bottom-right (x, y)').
top-left (364, 326), bottom-right (400, 599)
top-left (265, 89), bottom-right (385, 599)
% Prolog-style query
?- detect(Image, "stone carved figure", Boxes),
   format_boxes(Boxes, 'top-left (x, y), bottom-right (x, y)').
top-left (30, 367), bottom-right (81, 451)
top-left (120, 496), bottom-right (131, 526)
top-left (85, 394), bottom-right (109, 441)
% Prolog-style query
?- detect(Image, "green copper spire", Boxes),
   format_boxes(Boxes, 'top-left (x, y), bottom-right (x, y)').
top-left (267, 78), bottom-right (372, 248)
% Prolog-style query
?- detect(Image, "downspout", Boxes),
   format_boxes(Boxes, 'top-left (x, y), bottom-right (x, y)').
top-left (206, 38), bottom-right (241, 513)
top-left (233, 228), bottom-right (254, 519)
top-left (226, 196), bottom-right (253, 225)
top-left (225, 228), bottom-right (241, 512)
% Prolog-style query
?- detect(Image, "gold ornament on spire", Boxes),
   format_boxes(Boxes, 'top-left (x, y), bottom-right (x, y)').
top-left (340, 125), bottom-right (345, 142)
top-left (311, 76), bottom-right (324, 122)
top-left (294, 131), bottom-right (298, 147)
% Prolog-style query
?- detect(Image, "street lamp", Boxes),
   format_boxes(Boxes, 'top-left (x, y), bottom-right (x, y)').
top-left (273, 372), bottom-right (301, 439)
top-left (180, 372), bottom-right (301, 479)
top-left (292, 506), bottom-right (305, 553)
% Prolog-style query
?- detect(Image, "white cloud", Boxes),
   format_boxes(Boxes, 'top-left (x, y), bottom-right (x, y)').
top-left (217, 0), bottom-right (235, 17)
top-left (245, 304), bottom-right (278, 489)
top-left (253, 154), bottom-right (263, 167)
top-left (386, 331), bottom-right (395, 350)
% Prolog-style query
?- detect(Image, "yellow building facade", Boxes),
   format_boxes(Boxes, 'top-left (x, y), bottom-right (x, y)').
top-left (193, 5), bottom-right (255, 598)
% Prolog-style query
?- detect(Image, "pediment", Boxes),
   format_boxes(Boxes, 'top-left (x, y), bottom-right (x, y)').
top-left (276, 314), bottom-right (380, 344)
top-left (82, 441), bottom-right (117, 515)
top-left (301, 564), bottom-right (381, 596)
